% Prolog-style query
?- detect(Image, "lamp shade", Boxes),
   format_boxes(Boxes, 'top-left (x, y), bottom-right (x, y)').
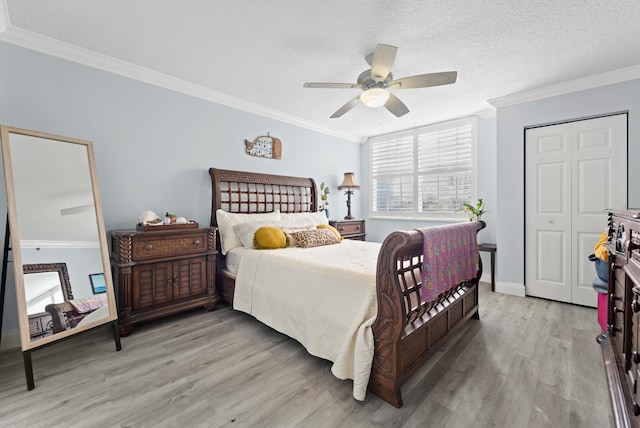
top-left (338, 172), bottom-right (360, 190)
top-left (360, 88), bottom-right (390, 108)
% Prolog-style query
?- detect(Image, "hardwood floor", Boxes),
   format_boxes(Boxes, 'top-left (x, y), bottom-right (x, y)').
top-left (0, 283), bottom-right (612, 427)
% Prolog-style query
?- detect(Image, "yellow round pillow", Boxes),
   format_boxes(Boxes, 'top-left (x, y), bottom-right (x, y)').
top-left (253, 226), bottom-right (289, 249)
top-left (317, 224), bottom-right (343, 241)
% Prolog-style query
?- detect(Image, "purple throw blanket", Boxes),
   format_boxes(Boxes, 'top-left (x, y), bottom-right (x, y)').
top-left (419, 222), bottom-right (479, 302)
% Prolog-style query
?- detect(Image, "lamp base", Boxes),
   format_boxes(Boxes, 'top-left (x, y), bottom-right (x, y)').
top-left (344, 215), bottom-right (354, 220)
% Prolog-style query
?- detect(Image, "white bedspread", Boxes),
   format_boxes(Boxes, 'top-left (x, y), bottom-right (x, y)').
top-left (233, 239), bottom-right (381, 401)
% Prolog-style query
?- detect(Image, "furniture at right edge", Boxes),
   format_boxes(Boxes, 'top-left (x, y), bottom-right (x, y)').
top-left (598, 209), bottom-right (640, 428)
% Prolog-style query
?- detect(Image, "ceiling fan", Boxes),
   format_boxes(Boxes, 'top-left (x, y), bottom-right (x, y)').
top-left (303, 44), bottom-right (457, 118)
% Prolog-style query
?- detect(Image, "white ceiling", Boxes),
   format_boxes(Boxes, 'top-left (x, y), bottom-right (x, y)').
top-left (2, 1), bottom-right (640, 141)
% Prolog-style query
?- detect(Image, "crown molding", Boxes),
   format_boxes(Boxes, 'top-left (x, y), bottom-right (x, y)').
top-left (0, 25), bottom-right (362, 143)
top-left (20, 240), bottom-right (100, 249)
top-left (489, 64), bottom-right (640, 108)
top-left (476, 109), bottom-right (496, 119)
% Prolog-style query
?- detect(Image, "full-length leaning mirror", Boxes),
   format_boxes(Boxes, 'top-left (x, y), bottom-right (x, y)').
top-left (0, 126), bottom-right (118, 358)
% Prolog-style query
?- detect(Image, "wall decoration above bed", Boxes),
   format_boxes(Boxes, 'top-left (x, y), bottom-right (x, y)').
top-left (244, 133), bottom-right (282, 159)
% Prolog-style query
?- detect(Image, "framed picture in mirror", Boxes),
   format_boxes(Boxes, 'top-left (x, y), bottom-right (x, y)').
top-left (89, 273), bottom-right (106, 294)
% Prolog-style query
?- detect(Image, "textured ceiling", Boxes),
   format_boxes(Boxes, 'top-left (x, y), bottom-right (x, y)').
top-left (2, 0), bottom-right (640, 140)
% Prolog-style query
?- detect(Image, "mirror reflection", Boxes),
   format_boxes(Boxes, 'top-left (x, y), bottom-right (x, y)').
top-left (9, 133), bottom-right (98, 244)
top-left (1, 128), bottom-right (117, 350)
top-left (23, 263), bottom-right (73, 340)
top-left (23, 262), bottom-right (109, 341)
top-left (25, 272), bottom-right (67, 314)
top-left (24, 263), bottom-right (73, 314)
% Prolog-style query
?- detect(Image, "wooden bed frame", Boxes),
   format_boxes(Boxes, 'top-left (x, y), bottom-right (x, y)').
top-left (209, 167), bottom-right (484, 408)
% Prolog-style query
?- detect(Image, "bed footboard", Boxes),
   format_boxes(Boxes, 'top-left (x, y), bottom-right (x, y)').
top-left (369, 221), bottom-right (485, 407)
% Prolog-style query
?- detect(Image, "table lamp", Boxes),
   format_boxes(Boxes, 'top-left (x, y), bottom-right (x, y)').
top-left (338, 172), bottom-right (360, 220)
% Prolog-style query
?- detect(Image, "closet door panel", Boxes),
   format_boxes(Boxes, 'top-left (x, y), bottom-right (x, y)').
top-left (526, 113), bottom-right (627, 306)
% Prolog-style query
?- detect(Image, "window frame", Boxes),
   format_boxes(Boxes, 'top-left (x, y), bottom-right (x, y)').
top-left (368, 116), bottom-right (478, 221)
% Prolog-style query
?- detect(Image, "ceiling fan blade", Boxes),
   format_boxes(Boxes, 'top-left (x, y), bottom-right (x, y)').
top-left (388, 71), bottom-right (457, 89)
top-left (303, 82), bottom-right (362, 89)
top-left (384, 93), bottom-right (410, 117)
top-left (370, 44), bottom-right (397, 83)
top-left (330, 95), bottom-right (362, 118)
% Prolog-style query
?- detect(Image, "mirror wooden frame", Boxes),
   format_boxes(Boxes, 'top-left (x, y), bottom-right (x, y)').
top-left (0, 126), bottom-right (121, 389)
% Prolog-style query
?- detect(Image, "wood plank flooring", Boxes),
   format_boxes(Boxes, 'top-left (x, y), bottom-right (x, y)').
top-left (0, 283), bottom-right (612, 427)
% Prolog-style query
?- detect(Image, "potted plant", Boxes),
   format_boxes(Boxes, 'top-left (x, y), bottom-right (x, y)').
top-left (319, 182), bottom-right (330, 218)
top-left (460, 198), bottom-right (487, 222)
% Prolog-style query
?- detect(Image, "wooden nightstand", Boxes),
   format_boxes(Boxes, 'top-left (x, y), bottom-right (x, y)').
top-left (330, 219), bottom-right (366, 241)
top-left (109, 226), bottom-right (219, 336)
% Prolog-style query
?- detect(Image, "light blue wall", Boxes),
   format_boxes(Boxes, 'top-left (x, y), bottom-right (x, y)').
top-left (0, 41), bottom-right (360, 335)
top-left (496, 79), bottom-right (640, 293)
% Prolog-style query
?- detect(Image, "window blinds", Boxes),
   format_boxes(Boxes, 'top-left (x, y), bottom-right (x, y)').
top-left (370, 117), bottom-right (476, 216)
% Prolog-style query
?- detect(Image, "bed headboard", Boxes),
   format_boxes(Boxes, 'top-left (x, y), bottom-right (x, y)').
top-left (209, 168), bottom-right (317, 227)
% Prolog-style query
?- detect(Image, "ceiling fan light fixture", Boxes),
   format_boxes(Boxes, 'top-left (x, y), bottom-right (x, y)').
top-left (361, 88), bottom-right (389, 108)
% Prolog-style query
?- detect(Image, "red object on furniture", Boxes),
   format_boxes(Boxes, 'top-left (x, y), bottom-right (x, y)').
top-left (597, 292), bottom-right (607, 332)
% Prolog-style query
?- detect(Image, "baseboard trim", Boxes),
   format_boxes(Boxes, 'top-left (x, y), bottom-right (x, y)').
top-left (1, 330), bottom-right (21, 351)
top-left (495, 281), bottom-right (526, 297)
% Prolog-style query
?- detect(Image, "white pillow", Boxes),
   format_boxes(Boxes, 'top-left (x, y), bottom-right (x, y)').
top-left (233, 220), bottom-right (280, 249)
top-left (280, 211), bottom-right (329, 226)
top-left (233, 219), bottom-right (315, 248)
top-left (216, 209), bottom-right (281, 254)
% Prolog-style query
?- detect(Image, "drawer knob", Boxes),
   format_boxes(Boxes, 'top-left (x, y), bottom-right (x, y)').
top-left (193, 239), bottom-right (202, 246)
top-left (144, 244), bottom-right (153, 250)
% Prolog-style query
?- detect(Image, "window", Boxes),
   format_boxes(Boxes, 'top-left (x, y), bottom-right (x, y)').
top-left (370, 117), bottom-right (477, 219)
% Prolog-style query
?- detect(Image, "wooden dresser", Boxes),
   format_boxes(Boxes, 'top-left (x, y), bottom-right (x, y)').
top-left (109, 226), bottom-right (220, 336)
top-left (329, 219), bottom-right (366, 241)
top-left (599, 210), bottom-right (640, 427)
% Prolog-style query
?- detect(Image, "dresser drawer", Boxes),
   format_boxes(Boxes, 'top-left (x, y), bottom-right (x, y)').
top-left (334, 221), bottom-right (365, 236)
top-left (611, 275), bottom-right (625, 343)
top-left (627, 261), bottom-right (640, 289)
top-left (133, 232), bottom-right (208, 260)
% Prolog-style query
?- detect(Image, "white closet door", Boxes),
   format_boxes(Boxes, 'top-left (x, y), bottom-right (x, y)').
top-left (525, 124), bottom-right (572, 303)
top-left (525, 114), bottom-right (627, 306)
top-left (571, 115), bottom-right (627, 305)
